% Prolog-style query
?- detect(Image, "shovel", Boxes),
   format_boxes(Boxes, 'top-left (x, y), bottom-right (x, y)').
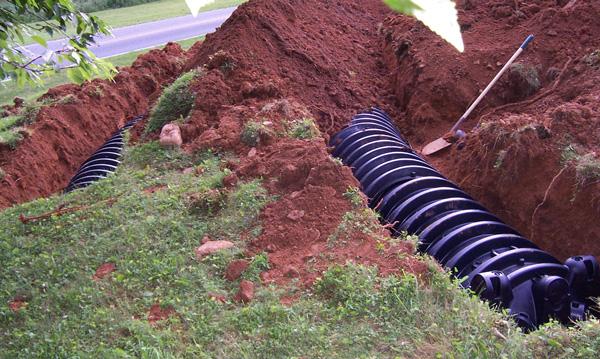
top-left (421, 34), bottom-right (535, 156)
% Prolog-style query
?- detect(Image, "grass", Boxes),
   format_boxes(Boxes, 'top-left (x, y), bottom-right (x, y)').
top-left (0, 139), bottom-right (599, 357)
top-left (286, 117), bottom-right (321, 140)
top-left (240, 120), bottom-right (272, 147)
top-left (561, 144), bottom-right (600, 186)
top-left (145, 69), bottom-right (200, 134)
top-left (0, 101), bottom-right (49, 149)
top-left (0, 35), bottom-right (203, 107)
top-left (509, 63), bottom-right (541, 97)
top-left (21, 0), bottom-right (247, 44)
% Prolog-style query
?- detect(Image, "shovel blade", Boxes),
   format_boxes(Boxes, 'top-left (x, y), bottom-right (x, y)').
top-left (421, 137), bottom-right (452, 156)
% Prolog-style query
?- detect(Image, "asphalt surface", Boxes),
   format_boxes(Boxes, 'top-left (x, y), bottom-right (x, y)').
top-left (22, 6), bottom-right (235, 61)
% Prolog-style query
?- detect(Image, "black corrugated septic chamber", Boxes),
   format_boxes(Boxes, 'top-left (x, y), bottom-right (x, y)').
top-left (65, 115), bottom-right (143, 192)
top-left (330, 108), bottom-right (600, 330)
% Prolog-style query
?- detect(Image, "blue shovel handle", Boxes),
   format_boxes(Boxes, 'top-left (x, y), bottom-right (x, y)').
top-left (520, 34), bottom-right (535, 50)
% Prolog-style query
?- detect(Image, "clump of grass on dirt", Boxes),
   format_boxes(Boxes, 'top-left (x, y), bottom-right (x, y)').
top-left (0, 167), bottom-right (5, 180)
top-left (343, 186), bottom-right (363, 207)
top-left (145, 69), bottom-right (200, 133)
top-left (240, 120), bottom-right (272, 147)
top-left (0, 129), bottom-right (24, 149)
top-left (583, 49), bottom-right (600, 68)
top-left (561, 144), bottom-right (600, 186)
top-left (0, 100), bottom-right (50, 149)
top-left (327, 208), bottom-right (381, 248)
top-left (509, 62), bottom-right (541, 97)
top-left (242, 252), bottom-right (270, 282)
top-left (286, 117), bottom-right (320, 140)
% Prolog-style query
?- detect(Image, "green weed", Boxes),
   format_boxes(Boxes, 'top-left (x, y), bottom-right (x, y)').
top-left (145, 69), bottom-right (200, 133)
top-left (286, 117), bottom-right (320, 140)
top-left (243, 252), bottom-right (270, 282)
top-left (240, 120), bottom-right (271, 147)
top-left (343, 186), bottom-right (363, 207)
top-left (327, 208), bottom-right (381, 248)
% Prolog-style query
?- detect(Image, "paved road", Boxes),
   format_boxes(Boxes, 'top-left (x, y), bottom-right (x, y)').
top-left (22, 6), bottom-right (236, 61)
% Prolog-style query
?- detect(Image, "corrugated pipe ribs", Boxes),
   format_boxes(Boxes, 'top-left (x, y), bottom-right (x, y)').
top-left (65, 115), bottom-right (143, 192)
top-left (330, 108), bottom-right (600, 330)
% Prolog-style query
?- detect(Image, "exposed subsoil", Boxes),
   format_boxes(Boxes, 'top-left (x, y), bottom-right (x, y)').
top-left (1, 0), bottom-right (599, 285)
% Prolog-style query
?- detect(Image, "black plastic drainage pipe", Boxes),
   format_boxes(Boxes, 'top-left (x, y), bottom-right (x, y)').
top-left (330, 108), bottom-right (600, 330)
top-left (65, 115), bottom-right (143, 192)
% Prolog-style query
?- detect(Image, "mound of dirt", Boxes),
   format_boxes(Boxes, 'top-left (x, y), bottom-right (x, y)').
top-left (0, 43), bottom-right (187, 208)
top-left (182, 0), bottom-right (397, 137)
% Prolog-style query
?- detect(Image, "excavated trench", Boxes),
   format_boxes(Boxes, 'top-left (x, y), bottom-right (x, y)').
top-left (331, 108), bottom-right (600, 330)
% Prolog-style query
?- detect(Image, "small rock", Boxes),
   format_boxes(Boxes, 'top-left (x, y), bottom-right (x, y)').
top-left (547, 30), bottom-right (558, 37)
top-left (473, 60), bottom-right (480, 65)
top-left (234, 280), bottom-right (255, 303)
top-left (496, 62), bottom-right (503, 67)
top-left (486, 63), bottom-right (494, 70)
top-left (248, 147), bottom-right (257, 157)
top-left (182, 167), bottom-right (195, 175)
top-left (93, 262), bottom-right (116, 280)
top-left (195, 240), bottom-right (235, 259)
top-left (289, 190), bottom-right (302, 199)
top-left (223, 173), bottom-right (239, 188)
top-left (287, 210), bottom-right (305, 221)
top-left (159, 123), bottom-right (183, 148)
top-left (225, 259), bottom-right (250, 281)
top-left (265, 244), bottom-right (277, 253)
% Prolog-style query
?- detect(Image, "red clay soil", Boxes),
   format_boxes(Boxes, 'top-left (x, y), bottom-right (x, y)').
top-left (0, 43), bottom-right (187, 208)
top-left (147, 303), bottom-right (176, 325)
top-left (92, 262), bottom-right (117, 281)
top-left (379, 0), bottom-right (600, 259)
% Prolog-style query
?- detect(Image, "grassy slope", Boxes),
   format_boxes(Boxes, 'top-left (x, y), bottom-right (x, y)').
top-left (0, 36), bottom-right (203, 106)
top-left (0, 139), bottom-right (599, 357)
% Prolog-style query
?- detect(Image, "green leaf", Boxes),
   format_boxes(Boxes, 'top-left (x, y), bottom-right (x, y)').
top-left (383, 0), bottom-right (420, 15)
top-left (31, 35), bottom-right (47, 47)
top-left (66, 67), bottom-right (85, 84)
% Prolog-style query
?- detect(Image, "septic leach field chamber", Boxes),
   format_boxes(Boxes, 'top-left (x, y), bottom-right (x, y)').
top-left (330, 108), bottom-right (600, 331)
top-left (65, 115), bottom-right (143, 193)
